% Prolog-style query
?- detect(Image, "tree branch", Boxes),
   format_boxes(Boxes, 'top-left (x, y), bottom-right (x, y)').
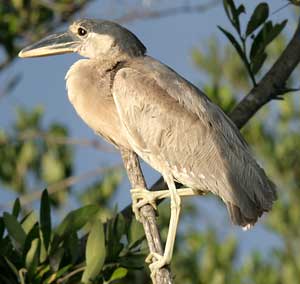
top-left (15, 166), bottom-right (120, 207)
top-left (230, 18), bottom-right (300, 129)
top-left (120, 148), bottom-right (173, 284)
top-left (117, 0), bottom-right (219, 24)
top-left (0, 130), bottom-right (115, 152)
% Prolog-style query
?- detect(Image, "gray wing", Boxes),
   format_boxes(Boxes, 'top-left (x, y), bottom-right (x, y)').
top-left (112, 57), bottom-right (276, 226)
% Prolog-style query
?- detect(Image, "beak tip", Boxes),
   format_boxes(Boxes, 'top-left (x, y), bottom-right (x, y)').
top-left (18, 32), bottom-right (79, 59)
top-left (18, 50), bottom-right (25, 58)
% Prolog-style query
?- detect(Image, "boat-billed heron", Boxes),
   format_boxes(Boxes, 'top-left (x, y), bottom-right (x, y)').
top-left (19, 19), bottom-right (277, 278)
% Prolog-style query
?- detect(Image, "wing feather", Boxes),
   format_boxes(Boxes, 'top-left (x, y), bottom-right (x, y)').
top-left (112, 57), bottom-right (276, 226)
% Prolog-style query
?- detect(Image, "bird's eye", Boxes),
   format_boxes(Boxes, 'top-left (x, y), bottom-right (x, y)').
top-left (78, 27), bottom-right (87, 36)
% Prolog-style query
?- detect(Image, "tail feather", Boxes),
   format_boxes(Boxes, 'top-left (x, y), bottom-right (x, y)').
top-left (226, 178), bottom-right (277, 227)
top-left (226, 202), bottom-right (261, 227)
top-left (223, 148), bottom-right (278, 227)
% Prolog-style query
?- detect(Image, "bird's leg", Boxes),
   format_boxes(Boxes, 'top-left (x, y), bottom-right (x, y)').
top-left (131, 187), bottom-right (199, 222)
top-left (131, 188), bottom-right (199, 204)
top-left (147, 175), bottom-right (181, 281)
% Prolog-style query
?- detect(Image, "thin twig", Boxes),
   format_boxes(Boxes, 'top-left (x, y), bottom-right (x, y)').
top-left (0, 131), bottom-right (115, 152)
top-left (117, 0), bottom-right (220, 24)
top-left (57, 265), bottom-right (85, 283)
top-left (18, 165), bottom-right (121, 206)
top-left (19, 131), bottom-right (114, 152)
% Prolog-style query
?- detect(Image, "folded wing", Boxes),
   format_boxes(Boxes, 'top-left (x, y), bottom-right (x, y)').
top-left (112, 57), bottom-right (277, 226)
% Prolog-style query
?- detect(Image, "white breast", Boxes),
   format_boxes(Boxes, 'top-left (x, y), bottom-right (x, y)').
top-left (65, 59), bottom-right (131, 149)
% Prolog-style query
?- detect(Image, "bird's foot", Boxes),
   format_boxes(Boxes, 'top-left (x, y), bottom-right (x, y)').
top-left (146, 252), bottom-right (170, 283)
top-left (130, 188), bottom-right (158, 222)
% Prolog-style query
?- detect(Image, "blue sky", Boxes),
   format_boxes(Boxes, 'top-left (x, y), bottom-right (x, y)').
top-left (0, 0), bottom-right (294, 260)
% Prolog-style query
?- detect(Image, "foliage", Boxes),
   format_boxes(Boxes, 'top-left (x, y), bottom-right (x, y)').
top-left (218, 0), bottom-right (287, 85)
top-left (1, 0), bottom-right (300, 284)
top-left (0, 189), bottom-right (147, 284)
top-left (188, 1), bottom-right (300, 283)
top-left (0, 107), bottom-right (72, 205)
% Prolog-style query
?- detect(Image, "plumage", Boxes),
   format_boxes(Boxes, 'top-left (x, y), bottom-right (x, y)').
top-left (112, 57), bottom-right (276, 226)
top-left (19, 19), bottom-right (277, 276)
top-left (66, 52), bottom-right (277, 226)
top-left (41, 19), bottom-right (277, 227)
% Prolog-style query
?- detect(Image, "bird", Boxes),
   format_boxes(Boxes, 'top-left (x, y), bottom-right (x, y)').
top-left (19, 19), bottom-right (277, 279)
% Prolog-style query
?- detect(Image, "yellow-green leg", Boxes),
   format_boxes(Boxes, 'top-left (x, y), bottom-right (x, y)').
top-left (130, 187), bottom-right (199, 221)
top-left (147, 175), bottom-right (181, 281)
top-left (130, 184), bottom-right (204, 283)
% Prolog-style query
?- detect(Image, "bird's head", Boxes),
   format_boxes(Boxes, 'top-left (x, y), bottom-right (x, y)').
top-left (19, 19), bottom-right (146, 59)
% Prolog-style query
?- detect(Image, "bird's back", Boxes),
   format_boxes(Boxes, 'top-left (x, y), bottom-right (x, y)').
top-left (112, 56), bottom-right (277, 227)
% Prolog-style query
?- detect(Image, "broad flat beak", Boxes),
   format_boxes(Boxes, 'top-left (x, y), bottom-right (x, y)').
top-left (18, 32), bottom-right (80, 58)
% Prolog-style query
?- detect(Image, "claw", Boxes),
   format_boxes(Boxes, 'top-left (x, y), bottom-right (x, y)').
top-left (130, 188), bottom-right (159, 222)
top-left (145, 252), bottom-right (162, 263)
top-left (148, 253), bottom-right (170, 283)
top-left (130, 188), bottom-right (158, 209)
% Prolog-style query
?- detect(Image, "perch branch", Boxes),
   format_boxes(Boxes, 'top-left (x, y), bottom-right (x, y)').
top-left (120, 147), bottom-right (173, 284)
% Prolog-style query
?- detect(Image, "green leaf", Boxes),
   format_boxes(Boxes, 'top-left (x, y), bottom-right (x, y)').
top-left (12, 198), bottom-right (21, 218)
top-left (56, 205), bottom-right (99, 238)
top-left (223, 0), bottom-right (236, 25)
top-left (0, 217), bottom-right (4, 240)
top-left (246, 3), bottom-right (269, 36)
top-left (223, 0), bottom-right (245, 33)
top-left (4, 257), bottom-right (19, 278)
top-left (19, 142), bottom-right (36, 165)
top-left (119, 253), bottom-right (145, 269)
top-left (250, 21), bottom-right (271, 61)
top-left (128, 218), bottom-right (144, 248)
top-left (39, 229), bottom-right (48, 263)
top-left (49, 247), bottom-right (65, 272)
top-left (23, 223), bottom-right (39, 261)
top-left (66, 232), bottom-right (79, 264)
top-left (40, 189), bottom-right (51, 250)
top-left (82, 220), bottom-right (106, 284)
top-left (42, 151), bottom-right (64, 183)
top-left (271, 20), bottom-right (288, 41)
top-left (45, 265), bottom-right (72, 284)
top-left (0, 237), bottom-right (11, 256)
top-left (108, 267), bottom-right (128, 283)
top-left (36, 265), bottom-right (51, 280)
top-left (116, 213), bottom-right (126, 240)
top-left (251, 51), bottom-right (267, 74)
top-left (25, 238), bottom-right (40, 278)
top-left (21, 211), bottom-right (37, 234)
top-left (250, 20), bottom-right (287, 62)
top-left (3, 212), bottom-right (26, 249)
top-left (105, 215), bottom-right (124, 260)
top-left (218, 26), bottom-right (249, 69)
